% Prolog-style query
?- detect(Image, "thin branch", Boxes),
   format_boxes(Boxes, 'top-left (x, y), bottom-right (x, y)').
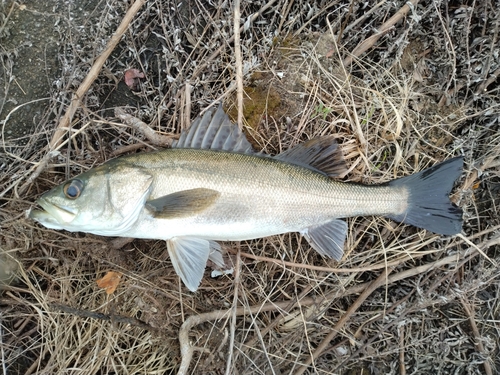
top-left (49, 0), bottom-right (146, 150)
top-left (18, 0), bottom-right (146, 194)
top-left (233, 0), bottom-right (244, 129)
top-left (115, 108), bottom-right (173, 146)
top-left (50, 303), bottom-right (157, 332)
top-left (399, 325), bottom-right (406, 375)
top-left (294, 268), bottom-right (394, 375)
top-left (343, 0), bottom-right (420, 67)
top-left (460, 298), bottom-right (493, 375)
top-left (225, 243), bottom-right (241, 375)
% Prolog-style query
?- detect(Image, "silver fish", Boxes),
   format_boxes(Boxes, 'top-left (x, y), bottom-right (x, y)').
top-left (30, 105), bottom-right (463, 291)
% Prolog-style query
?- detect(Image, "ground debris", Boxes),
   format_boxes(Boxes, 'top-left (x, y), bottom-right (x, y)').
top-left (1, 0), bottom-right (499, 374)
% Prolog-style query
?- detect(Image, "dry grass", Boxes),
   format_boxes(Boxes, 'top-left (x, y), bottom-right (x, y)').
top-left (1, 0), bottom-right (499, 374)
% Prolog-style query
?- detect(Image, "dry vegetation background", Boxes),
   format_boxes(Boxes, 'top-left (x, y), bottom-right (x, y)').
top-left (1, 0), bottom-right (500, 374)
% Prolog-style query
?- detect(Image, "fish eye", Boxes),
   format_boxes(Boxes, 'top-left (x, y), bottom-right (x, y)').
top-left (63, 179), bottom-right (84, 199)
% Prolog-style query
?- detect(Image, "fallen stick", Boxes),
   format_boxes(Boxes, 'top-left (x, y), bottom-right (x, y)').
top-left (49, 0), bottom-right (146, 151)
top-left (343, 0), bottom-right (420, 67)
top-left (460, 298), bottom-right (493, 375)
top-left (51, 303), bottom-right (156, 332)
top-left (224, 3), bottom-right (244, 369)
top-left (233, 0), bottom-right (244, 129)
top-left (19, 0), bottom-right (146, 194)
top-left (115, 108), bottom-right (173, 147)
top-left (19, 0), bottom-right (146, 195)
top-left (294, 268), bottom-right (394, 375)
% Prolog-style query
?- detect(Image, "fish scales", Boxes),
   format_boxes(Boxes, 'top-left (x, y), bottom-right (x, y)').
top-left (118, 148), bottom-right (407, 241)
top-left (30, 104), bottom-right (463, 291)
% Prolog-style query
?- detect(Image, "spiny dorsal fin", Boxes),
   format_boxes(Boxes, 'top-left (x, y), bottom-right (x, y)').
top-left (146, 188), bottom-right (220, 218)
top-left (274, 136), bottom-right (348, 177)
top-left (172, 104), bottom-right (255, 154)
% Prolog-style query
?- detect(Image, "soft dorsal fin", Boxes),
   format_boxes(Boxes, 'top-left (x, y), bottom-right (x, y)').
top-left (172, 104), bottom-right (255, 154)
top-left (274, 136), bottom-right (348, 177)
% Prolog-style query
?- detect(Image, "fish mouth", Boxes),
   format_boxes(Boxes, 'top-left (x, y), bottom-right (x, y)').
top-left (29, 197), bottom-right (77, 229)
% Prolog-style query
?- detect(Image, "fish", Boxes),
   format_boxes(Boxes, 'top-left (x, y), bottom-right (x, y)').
top-left (29, 104), bottom-right (463, 291)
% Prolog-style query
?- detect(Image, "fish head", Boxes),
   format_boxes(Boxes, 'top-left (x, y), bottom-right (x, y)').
top-left (29, 162), bottom-right (153, 236)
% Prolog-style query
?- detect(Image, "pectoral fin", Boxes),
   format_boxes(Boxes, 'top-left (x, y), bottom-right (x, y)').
top-left (146, 188), bottom-right (220, 218)
top-left (301, 219), bottom-right (347, 261)
top-left (167, 237), bottom-right (222, 291)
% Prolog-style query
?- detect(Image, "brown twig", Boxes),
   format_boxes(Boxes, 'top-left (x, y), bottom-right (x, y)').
top-left (294, 268), bottom-right (394, 375)
top-left (225, 242), bottom-right (241, 375)
top-left (20, 0), bottom-right (146, 192)
top-left (233, 0), bottom-right (244, 129)
top-left (115, 108), bottom-right (173, 147)
top-left (343, 0), bottom-right (420, 67)
top-left (399, 325), bottom-right (406, 375)
top-left (184, 83), bottom-right (193, 131)
top-left (49, 0), bottom-right (146, 150)
top-left (51, 303), bottom-right (157, 332)
top-left (459, 298), bottom-right (493, 375)
top-left (109, 143), bottom-right (149, 157)
top-left (232, 247), bottom-right (429, 273)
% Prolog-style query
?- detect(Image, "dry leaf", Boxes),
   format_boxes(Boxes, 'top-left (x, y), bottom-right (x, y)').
top-left (96, 271), bottom-right (122, 295)
top-left (124, 68), bottom-right (145, 90)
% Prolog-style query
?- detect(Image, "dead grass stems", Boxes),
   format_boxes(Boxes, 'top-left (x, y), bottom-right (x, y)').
top-left (2, 0), bottom-right (499, 374)
top-left (342, 0), bottom-right (420, 67)
top-left (178, 235), bottom-right (493, 374)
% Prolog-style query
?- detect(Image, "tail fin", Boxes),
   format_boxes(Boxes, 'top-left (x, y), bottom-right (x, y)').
top-left (388, 157), bottom-right (463, 235)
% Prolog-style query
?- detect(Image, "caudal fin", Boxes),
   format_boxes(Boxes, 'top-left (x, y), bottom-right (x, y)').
top-left (388, 157), bottom-right (463, 235)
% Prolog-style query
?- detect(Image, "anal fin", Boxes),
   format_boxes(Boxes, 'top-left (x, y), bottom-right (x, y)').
top-left (167, 237), bottom-right (222, 291)
top-left (301, 219), bottom-right (347, 261)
